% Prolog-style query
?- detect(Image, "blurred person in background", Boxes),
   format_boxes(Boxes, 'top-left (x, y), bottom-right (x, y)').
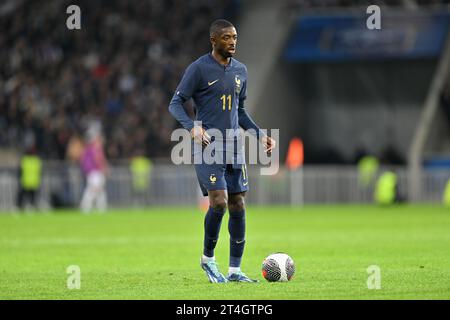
top-left (79, 125), bottom-right (109, 213)
top-left (130, 149), bottom-right (153, 207)
top-left (17, 146), bottom-right (42, 211)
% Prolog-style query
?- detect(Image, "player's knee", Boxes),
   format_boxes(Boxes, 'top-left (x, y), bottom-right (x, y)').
top-left (210, 197), bottom-right (228, 213)
top-left (228, 196), bottom-right (245, 213)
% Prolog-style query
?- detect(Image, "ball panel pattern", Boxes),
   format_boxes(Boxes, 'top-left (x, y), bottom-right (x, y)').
top-left (262, 258), bottom-right (281, 282)
top-left (285, 257), bottom-right (295, 280)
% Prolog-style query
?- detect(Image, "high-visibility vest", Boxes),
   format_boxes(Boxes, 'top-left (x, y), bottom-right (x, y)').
top-left (130, 156), bottom-right (152, 191)
top-left (374, 171), bottom-right (397, 205)
top-left (358, 156), bottom-right (379, 187)
top-left (286, 137), bottom-right (304, 170)
top-left (21, 155), bottom-right (42, 190)
top-left (443, 179), bottom-right (450, 207)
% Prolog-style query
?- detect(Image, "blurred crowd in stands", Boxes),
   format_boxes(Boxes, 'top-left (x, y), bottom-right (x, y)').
top-left (0, 0), bottom-right (237, 161)
top-left (284, 0), bottom-right (450, 9)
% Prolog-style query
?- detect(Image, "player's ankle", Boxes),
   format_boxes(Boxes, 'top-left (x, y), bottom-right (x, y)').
top-left (228, 267), bottom-right (241, 275)
top-left (201, 255), bottom-right (215, 263)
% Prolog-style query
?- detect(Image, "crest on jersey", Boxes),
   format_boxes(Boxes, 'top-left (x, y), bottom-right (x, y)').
top-left (235, 76), bottom-right (241, 94)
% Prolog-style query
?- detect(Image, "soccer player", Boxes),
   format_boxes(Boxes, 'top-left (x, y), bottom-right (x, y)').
top-left (79, 126), bottom-right (109, 213)
top-left (168, 19), bottom-right (276, 283)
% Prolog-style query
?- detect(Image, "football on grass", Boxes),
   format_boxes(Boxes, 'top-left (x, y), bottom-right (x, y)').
top-left (262, 253), bottom-right (295, 282)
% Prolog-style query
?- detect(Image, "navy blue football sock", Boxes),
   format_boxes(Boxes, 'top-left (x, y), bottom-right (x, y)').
top-left (228, 209), bottom-right (246, 268)
top-left (203, 206), bottom-right (226, 258)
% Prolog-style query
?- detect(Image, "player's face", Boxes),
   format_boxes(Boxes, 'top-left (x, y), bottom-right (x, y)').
top-left (213, 27), bottom-right (237, 58)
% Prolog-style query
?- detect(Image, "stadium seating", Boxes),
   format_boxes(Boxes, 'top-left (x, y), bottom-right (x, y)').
top-left (0, 0), bottom-right (236, 160)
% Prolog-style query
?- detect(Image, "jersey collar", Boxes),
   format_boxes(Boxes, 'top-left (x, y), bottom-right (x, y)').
top-left (208, 52), bottom-right (233, 70)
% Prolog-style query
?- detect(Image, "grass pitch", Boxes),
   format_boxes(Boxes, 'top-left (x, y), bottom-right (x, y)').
top-left (0, 205), bottom-right (449, 300)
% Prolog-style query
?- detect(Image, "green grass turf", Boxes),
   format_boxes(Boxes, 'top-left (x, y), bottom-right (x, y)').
top-left (0, 205), bottom-right (449, 300)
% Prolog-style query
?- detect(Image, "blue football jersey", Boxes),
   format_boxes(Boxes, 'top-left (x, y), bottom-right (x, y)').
top-left (171, 53), bottom-right (247, 136)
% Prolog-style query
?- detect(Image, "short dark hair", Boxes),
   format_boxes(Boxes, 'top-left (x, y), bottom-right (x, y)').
top-left (209, 19), bottom-right (235, 37)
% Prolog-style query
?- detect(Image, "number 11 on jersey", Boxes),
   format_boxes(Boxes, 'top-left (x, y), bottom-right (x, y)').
top-left (221, 94), bottom-right (232, 111)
